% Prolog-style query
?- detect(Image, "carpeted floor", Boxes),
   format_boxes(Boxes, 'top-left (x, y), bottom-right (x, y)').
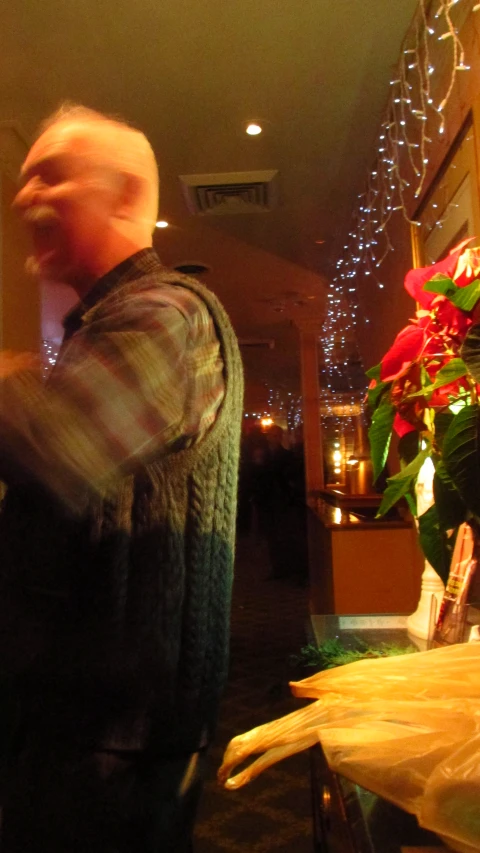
top-left (195, 533), bottom-right (314, 852)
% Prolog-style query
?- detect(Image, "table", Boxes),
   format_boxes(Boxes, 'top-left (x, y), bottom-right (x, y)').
top-left (308, 614), bottom-right (452, 852)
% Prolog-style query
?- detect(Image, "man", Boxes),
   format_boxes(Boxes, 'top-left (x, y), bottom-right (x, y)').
top-left (0, 104), bottom-right (243, 852)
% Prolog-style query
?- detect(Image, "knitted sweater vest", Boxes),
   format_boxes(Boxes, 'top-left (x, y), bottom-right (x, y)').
top-left (0, 269), bottom-right (244, 756)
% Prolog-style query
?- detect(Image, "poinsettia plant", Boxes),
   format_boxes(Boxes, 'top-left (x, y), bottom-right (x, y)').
top-left (367, 238), bottom-right (480, 583)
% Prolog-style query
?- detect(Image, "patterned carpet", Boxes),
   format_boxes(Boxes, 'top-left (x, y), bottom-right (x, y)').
top-left (195, 533), bottom-right (314, 853)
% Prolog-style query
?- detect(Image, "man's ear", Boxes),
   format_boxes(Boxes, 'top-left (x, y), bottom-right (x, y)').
top-left (115, 171), bottom-right (144, 220)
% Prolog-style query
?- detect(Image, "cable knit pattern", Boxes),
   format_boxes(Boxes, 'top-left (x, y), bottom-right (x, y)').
top-left (0, 271), bottom-right (243, 757)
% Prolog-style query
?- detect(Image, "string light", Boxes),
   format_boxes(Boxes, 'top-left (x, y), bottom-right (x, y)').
top-left (241, 386), bottom-right (303, 432)
top-left (42, 339), bottom-right (60, 379)
top-left (319, 0), bottom-right (474, 411)
top-left (266, 385), bottom-right (303, 431)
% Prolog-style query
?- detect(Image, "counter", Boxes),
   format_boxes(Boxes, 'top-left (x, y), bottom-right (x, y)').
top-left (307, 498), bottom-right (424, 615)
top-left (310, 744), bottom-right (451, 852)
top-left (308, 614), bottom-right (452, 851)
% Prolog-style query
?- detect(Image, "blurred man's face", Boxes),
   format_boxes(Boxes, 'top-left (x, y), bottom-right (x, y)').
top-left (14, 122), bottom-right (119, 285)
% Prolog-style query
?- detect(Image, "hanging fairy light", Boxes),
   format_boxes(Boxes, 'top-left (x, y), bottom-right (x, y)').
top-left (320, 0), bottom-right (475, 399)
top-left (243, 385), bottom-right (303, 431)
top-left (42, 339), bottom-right (60, 379)
top-left (265, 385), bottom-right (303, 431)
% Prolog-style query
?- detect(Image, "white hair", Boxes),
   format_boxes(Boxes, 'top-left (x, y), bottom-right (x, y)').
top-left (39, 103), bottom-right (159, 233)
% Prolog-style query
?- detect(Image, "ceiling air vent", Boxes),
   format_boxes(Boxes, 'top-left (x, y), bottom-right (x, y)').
top-left (238, 339), bottom-right (275, 349)
top-left (179, 170), bottom-right (279, 216)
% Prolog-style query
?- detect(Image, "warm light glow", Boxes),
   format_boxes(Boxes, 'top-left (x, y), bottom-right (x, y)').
top-left (334, 467), bottom-right (341, 474)
top-left (260, 416), bottom-right (273, 427)
top-left (333, 450), bottom-right (342, 462)
top-left (347, 455), bottom-right (359, 465)
top-left (449, 399), bottom-right (467, 415)
top-left (330, 403), bottom-right (363, 417)
top-left (246, 123), bottom-right (262, 136)
top-left (156, 220), bottom-right (169, 228)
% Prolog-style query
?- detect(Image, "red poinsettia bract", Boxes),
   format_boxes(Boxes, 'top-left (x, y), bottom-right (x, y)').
top-left (380, 325), bottom-right (425, 382)
top-left (403, 237), bottom-right (475, 307)
top-left (377, 239), bottom-right (480, 439)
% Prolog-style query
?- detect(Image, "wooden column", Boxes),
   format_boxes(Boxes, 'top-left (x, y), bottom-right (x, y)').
top-left (298, 321), bottom-right (324, 496)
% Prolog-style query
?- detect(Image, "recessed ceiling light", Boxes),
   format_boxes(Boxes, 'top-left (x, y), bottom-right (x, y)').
top-left (246, 123), bottom-right (262, 136)
top-left (156, 220), bottom-right (169, 228)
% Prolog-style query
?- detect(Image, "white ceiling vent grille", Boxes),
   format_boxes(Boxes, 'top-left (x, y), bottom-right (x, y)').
top-left (239, 339), bottom-right (275, 349)
top-left (179, 170), bottom-right (279, 215)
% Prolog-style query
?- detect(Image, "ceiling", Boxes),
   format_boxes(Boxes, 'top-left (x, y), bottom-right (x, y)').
top-left (0, 0), bottom-right (418, 404)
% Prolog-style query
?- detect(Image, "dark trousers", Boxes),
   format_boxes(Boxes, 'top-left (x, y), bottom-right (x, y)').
top-left (0, 735), bottom-right (206, 853)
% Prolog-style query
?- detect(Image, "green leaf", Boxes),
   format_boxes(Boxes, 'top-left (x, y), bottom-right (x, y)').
top-left (404, 491), bottom-right (417, 517)
top-left (295, 638), bottom-right (415, 671)
top-left (365, 364), bottom-right (391, 411)
top-left (376, 447), bottom-right (429, 517)
top-left (403, 387), bottom-right (432, 401)
top-left (365, 363), bottom-right (381, 380)
top-left (443, 403), bottom-right (480, 518)
top-left (429, 357), bottom-right (467, 389)
top-left (417, 504), bottom-right (452, 585)
top-left (423, 274), bottom-right (457, 298)
top-left (424, 275), bottom-right (480, 312)
top-left (368, 399), bottom-right (395, 482)
top-left (403, 364), bottom-right (431, 402)
top-left (433, 461), bottom-right (467, 531)
top-left (461, 325), bottom-right (480, 383)
top-left (404, 358), bottom-right (467, 402)
top-left (449, 278), bottom-right (480, 312)
top-left (434, 412), bottom-right (454, 452)
top-left (421, 363), bottom-right (433, 388)
top-left (398, 431), bottom-right (420, 467)
top-left (367, 379), bottom-right (391, 410)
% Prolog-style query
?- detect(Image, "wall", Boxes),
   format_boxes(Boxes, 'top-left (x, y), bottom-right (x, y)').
top-left (157, 216), bottom-right (327, 402)
top-left (0, 173), bottom-right (40, 352)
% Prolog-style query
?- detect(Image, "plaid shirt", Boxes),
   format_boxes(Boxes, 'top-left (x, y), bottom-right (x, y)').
top-left (0, 249), bottom-right (225, 511)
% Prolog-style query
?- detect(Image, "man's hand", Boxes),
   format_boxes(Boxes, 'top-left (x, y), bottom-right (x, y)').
top-left (0, 351), bottom-right (39, 379)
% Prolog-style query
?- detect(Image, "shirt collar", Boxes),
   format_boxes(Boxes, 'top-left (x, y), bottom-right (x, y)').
top-left (62, 248), bottom-right (161, 340)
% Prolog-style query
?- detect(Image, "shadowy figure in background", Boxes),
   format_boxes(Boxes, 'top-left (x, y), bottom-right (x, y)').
top-left (285, 425), bottom-right (309, 585)
top-left (237, 423), bottom-right (309, 584)
top-left (256, 426), bottom-right (293, 579)
top-left (237, 425), bottom-right (269, 536)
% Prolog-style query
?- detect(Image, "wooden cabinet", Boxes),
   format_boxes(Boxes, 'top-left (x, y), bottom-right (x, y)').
top-left (307, 500), bottom-right (424, 615)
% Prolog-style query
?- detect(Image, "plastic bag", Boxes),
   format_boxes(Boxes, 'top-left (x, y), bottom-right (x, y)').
top-left (218, 642), bottom-right (480, 853)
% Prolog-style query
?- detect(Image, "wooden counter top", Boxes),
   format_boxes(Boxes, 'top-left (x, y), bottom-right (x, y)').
top-left (308, 497), bottom-right (414, 531)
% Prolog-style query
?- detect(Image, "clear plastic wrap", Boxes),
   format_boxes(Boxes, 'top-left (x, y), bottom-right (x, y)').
top-left (218, 643), bottom-right (480, 853)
